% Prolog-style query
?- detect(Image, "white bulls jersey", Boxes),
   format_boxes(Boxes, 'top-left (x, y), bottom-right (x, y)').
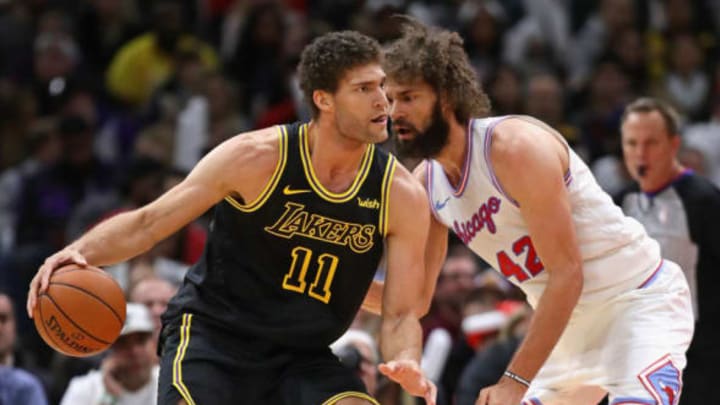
top-left (427, 116), bottom-right (661, 306)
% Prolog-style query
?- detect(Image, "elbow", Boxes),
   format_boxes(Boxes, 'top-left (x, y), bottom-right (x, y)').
top-left (566, 264), bottom-right (584, 300)
top-left (549, 262), bottom-right (583, 301)
top-left (134, 208), bottom-right (161, 248)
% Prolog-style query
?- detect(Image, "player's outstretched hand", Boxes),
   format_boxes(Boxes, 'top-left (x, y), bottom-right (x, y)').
top-left (379, 360), bottom-right (437, 405)
top-left (27, 248), bottom-right (88, 318)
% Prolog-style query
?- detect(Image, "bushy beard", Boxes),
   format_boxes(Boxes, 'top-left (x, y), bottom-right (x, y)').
top-left (392, 101), bottom-right (450, 159)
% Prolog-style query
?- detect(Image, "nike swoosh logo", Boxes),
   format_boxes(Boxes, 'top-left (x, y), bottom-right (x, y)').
top-left (434, 197), bottom-right (450, 211)
top-left (283, 185), bottom-right (312, 195)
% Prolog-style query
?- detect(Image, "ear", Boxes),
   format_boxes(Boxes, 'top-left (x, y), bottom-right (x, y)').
top-left (670, 133), bottom-right (682, 152)
top-left (312, 90), bottom-right (333, 114)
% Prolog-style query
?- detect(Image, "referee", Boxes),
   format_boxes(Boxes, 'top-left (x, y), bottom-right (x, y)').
top-left (618, 97), bottom-right (720, 405)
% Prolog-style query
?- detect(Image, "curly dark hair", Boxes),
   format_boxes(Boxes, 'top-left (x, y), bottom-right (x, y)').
top-left (297, 31), bottom-right (382, 118)
top-left (384, 16), bottom-right (490, 124)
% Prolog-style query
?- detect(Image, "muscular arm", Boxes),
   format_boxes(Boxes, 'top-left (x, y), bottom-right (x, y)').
top-left (28, 128), bottom-right (281, 315)
top-left (412, 161), bottom-right (449, 315)
top-left (68, 130), bottom-right (278, 265)
top-left (380, 165), bottom-right (430, 364)
top-left (491, 119), bottom-right (583, 383)
top-left (362, 161), bottom-right (448, 318)
top-left (361, 280), bottom-right (383, 316)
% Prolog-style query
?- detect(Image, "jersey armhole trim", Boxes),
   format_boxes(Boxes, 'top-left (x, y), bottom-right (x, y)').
top-left (483, 116), bottom-right (520, 207)
top-left (427, 161), bottom-right (444, 223)
top-left (484, 115), bottom-right (575, 206)
top-left (224, 125), bottom-right (288, 212)
top-left (379, 155), bottom-right (397, 237)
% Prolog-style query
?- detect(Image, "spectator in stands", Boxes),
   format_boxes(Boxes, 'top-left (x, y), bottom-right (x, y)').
top-left (422, 244), bottom-right (479, 342)
top-left (15, 115), bottom-right (115, 250)
top-left (105, 0), bottom-right (217, 107)
top-left (331, 329), bottom-right (380, 397)
top-left (129, 276), bottom-right (177, 349)
top-left (524, 72), bottom-right (582, 154)
top-left (421, 244), bottom-right (482, 404)
top-left (0, 118), bottom-right (60, 253)
top-left (617, 97), bottom-right (720, 405)
top-left (0, 291), bottom-right (48, 405)
top-left (60, 303), bottom-right (158, 405)
top-left (455, 303), bottom-right (532, 405)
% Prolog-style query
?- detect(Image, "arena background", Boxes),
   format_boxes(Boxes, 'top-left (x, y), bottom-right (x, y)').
top-left (0, 0), bottom-right (718, 404)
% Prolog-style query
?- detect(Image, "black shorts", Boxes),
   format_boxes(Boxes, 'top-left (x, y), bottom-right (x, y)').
top-left (157, 313), bottom-right (378, 405)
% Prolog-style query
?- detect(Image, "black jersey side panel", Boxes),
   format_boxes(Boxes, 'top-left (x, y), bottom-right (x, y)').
top-left (673, 174), bottom-right (720, 349)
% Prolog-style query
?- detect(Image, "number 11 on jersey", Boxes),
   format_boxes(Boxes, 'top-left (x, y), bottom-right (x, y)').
top-left (282, 246), bottom-right (339, 303)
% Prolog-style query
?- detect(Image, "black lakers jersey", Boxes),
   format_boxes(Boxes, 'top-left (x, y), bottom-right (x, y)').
top-left (164, 122), bottom-right (397, 348)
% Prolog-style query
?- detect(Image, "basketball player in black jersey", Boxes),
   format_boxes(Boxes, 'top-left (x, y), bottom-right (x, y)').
top-left (26, 31), bottom-right (436, 405)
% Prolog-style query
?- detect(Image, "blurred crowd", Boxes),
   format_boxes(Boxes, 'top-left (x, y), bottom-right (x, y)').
top-left (0, 0), bottom-right (719, 404)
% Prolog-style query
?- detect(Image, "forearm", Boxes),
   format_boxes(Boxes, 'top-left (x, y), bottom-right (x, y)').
top-left (380, 313), bottom-right (423, 364)
top-left (505, 272), bottom-right (582, 381)
top-left (361, 280), bottom-right (384, 316)
top-left (68, 209), bottom-right (157, 266)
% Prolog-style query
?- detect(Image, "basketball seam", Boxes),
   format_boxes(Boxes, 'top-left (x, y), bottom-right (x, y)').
top-left (38, 295), bottom-right (72, 354)
top-left (44, 293), bottom-right (113, 345)
top-left (49, 282), bottom-right (124, 324)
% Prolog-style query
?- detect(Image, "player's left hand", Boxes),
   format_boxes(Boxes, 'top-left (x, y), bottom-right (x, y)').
top-left (379, 360), bottom-right (437, 405)
top-left (475, 377), bottom-right (527, 405)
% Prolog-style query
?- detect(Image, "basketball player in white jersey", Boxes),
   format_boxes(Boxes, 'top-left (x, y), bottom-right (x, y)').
top-left (383, 17), bottom-right (694, 405)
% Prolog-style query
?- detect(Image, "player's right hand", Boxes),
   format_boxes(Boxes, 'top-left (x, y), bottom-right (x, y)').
top-left (27, 248), bottom-right (88, 318)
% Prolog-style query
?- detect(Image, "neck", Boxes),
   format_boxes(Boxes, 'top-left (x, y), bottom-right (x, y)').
top-left (433, 117), bottom-right (468, 188)
top-left (308, 119), bottom-right (368, 187)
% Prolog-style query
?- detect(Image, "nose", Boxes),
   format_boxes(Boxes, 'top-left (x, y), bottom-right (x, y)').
top-left (635, 144), bottom-right (649, 161)
top-left (374, 88), bottom-right (389, 110)
top-left (389, 101), bottom-right (403, 121)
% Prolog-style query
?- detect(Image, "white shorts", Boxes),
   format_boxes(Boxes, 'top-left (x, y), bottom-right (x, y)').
top-left (522, 260), bottom-right (694, 405)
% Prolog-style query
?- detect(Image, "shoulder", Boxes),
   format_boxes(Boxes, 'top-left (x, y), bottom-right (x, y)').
top-left (490, 116), bottom-right (561, 167)
top-left (66, 369), bottom-right (102, 387)
top-left (2, 367), bottom-right (44, 389)
top-left (674, 173), bottom-right (720, 207)
top-left (210, 126), bottom-right (282, 171)
top-left (391, 162), bottom-right (428, 203)
top-left (119, 33), bottom-right (153, 53)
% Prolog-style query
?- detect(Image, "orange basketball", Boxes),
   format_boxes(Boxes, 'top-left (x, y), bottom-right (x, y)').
top-left (33, 264), bottom-right (126, 357)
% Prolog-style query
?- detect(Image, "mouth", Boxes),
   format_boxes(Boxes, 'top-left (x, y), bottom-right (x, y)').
top-left (637, 165), bottom-right (648, 177)
top-left (391, 123), bottom-right (415, 140)
top-left (371, 114), bottom-right (388, 125)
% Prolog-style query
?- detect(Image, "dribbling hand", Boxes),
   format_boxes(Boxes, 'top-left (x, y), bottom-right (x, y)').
top-left (27, 248), bottom-right (88, 318)
top-left (379, 360), bottom-right (437, 405)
